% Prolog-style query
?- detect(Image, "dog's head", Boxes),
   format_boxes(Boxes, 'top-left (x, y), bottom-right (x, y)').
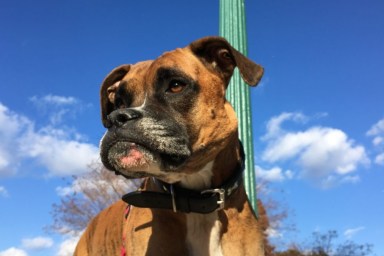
top-left (99, 36), bottom-right (263, 183)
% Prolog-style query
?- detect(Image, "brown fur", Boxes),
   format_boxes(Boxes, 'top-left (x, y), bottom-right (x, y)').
top-left (75, 37), bottom-right (264, 255)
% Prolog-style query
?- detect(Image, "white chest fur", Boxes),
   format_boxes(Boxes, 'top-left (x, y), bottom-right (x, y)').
top-left (179, 161), bottom-right (224, 256)
top-left (186, 212), bottom-right (223, 256)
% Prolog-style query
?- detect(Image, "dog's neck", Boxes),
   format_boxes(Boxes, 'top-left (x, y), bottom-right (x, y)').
top-left (179, 136), bottom-right (242, 192)
top-left (123, 136), bottom-right (246, 214)
top-left (178, 160), bottom-right (215, 190)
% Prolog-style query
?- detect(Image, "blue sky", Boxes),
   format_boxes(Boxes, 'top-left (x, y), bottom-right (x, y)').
top-left (1, 0), bottom-right (383, 255)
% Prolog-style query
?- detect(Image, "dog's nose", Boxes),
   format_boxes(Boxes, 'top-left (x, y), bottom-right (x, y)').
top-left (107, 109), bottom-right (142, 127)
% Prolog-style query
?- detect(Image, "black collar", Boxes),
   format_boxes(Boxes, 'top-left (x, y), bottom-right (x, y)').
top-left (122, 142), bottom-right (245, 214)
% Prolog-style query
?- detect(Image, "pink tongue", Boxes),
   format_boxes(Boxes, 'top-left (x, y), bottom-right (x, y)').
top-left (120, 146), bottom-right (145, 167)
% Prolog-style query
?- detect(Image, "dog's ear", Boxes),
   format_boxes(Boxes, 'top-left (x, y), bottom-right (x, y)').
top-left (189, 36), bottom-right (263, 87)
top-left (100, 64), bottom-right (131, 128)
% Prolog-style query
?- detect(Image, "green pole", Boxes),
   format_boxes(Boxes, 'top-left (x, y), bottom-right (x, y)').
top-left (219, 0), bottom-right (258, 214)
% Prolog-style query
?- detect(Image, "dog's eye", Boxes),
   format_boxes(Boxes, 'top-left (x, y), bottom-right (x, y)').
top-left (219, 49), bottom-right (232, 60)
top-left (167, 80), bottom-right (186, 94)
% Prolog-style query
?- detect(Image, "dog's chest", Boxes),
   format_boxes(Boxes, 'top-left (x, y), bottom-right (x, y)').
top-left (185, 212), bottom-right (223, 256)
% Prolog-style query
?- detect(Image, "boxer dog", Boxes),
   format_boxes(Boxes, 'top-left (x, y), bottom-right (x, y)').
top-left (75, 36), bottom-right (264, 255)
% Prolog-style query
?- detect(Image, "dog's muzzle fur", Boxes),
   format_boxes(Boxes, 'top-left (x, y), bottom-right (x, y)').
top-left (100, 100), bottom-right (191, 179)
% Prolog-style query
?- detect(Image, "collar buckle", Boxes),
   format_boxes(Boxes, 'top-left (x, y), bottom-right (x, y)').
top-left (201, 188), bottom-right (225, 211)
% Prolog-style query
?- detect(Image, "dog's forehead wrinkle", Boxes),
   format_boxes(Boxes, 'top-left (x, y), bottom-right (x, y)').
top-left (156, 66), bottom-right (187, 78)
top-left (115, 78), bottom-right (147, 108)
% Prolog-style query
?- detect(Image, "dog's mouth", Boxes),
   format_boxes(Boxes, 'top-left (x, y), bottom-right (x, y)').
top-left (107, 141), bottom-right (155, 172)
top-left (101, 137), bottom-right (191, 179)
top-left (99, 111), bottom-right (191, 179)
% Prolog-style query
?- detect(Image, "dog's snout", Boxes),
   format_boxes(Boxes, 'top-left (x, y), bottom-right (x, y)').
top-left (108, 109), bottom-right (142, 127)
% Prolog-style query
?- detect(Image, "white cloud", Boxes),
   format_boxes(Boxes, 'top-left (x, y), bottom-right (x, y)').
top-left (0, 247), bottom-right (28, 256)
top-left (262, 112), bottom-right (307, 140)
top-left (344, 226), bottom-right (365, 239)
top-left (372, 136), bottom-right (383, 146)
top-left (264, 216), bottom-right (286, 240)
top-left (375, 153), bottom-right (384, 165)
top-left (265, 227), bottom-right (283, 239)
top-left (30, 94), bottom-right (78, 106)
top-left (57, 231), bottom-right (83, 256)
top-left (285, 170), bottom-right (294, 179)
top-left (367, 118), bottom-right (384, 137)
top-left (0, 186), bottom-right (9, 197)
top-left (0, 155), bottom-right (9, 171)
top-left (0, 103), bottom-right (32, 176)
top-left (340, 175), bottom-right (361, 184)
top-left (56, 166), bottom-right (136, 198)
top-left (21, 236), bottom-right (53, 250)
top-left (0, 102), bottom-right (98, 177)
top-left (56, 186), bottom-right (74, 197)
top-left (19, 127), bottom-right (99, 176)
top-left (319, 175), bottom-right (338, 189)
top-left (255, 165), bottom-right (292, 182)
top-left (29, 94), bottom-right (85, 125)
top-left (367, 118), bottom-right (384, 166)
top-left (261, 112), bottom-right (369, 188)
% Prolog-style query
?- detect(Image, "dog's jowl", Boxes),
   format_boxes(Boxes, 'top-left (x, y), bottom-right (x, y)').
top-left (75, 36), bottom-right (265, 256)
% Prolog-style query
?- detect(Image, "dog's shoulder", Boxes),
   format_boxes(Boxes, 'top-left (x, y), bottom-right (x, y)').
top-left (74, 200), bottom-right (127, 255)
